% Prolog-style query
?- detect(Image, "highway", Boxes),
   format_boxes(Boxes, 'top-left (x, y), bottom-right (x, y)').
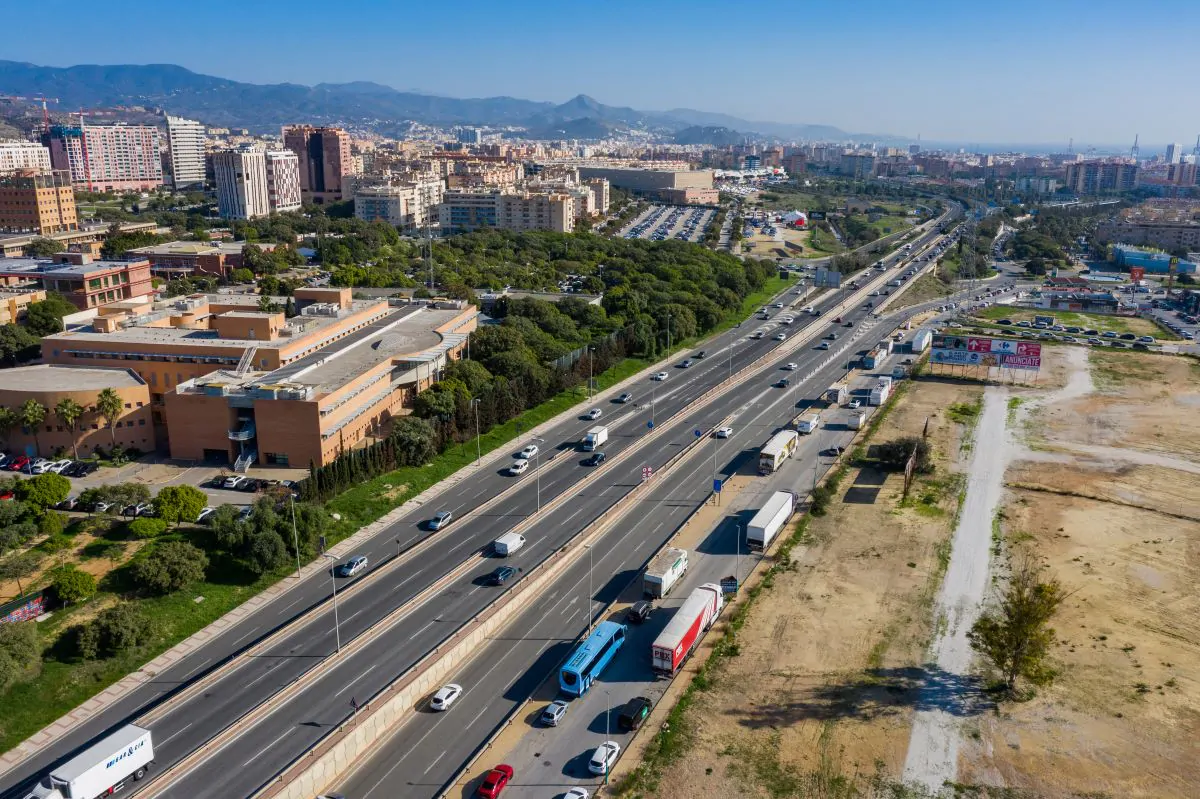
top-left (333, 262), bottom-right (979, 797)
top-left (0, 214), bottom-right (957, 799)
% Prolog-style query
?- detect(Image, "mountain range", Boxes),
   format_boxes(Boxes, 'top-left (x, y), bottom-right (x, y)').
top-left (0, 60), bottom-right (870, 142)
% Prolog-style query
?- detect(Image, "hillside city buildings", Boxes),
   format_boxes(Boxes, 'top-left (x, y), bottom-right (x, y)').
top-left (0, 170), bottom-right (78, 235)
top-left (283, 125), bottom-right (355, 204)
top-left (44, 123), bottom-right (164, 191)
top-left (165, 115), bottom-right (207, 188)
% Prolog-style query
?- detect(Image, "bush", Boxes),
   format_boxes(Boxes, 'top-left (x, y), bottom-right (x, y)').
top-left (810, 484), bottom-right (834, 516)
top-left (50, 565), bottom-right (97, 605)
top-left (75, 603), bottom-right (152, 659)
top-left (876, 436), bottom-right (932, 473)
top-left (152, 484), bottom-right (208, 526)
top-left (126, 517), bottom-right (167, 540)
top-left (245, 529), bottom-right (287, 575)
top-left (131, 541), bottom-right (208, 594)
top-left (38, 511), bottom-right (64, 539)
top-left (16, 474), bottom-right (70, 510)
top-left (0, 621), bottom-right (40, 689)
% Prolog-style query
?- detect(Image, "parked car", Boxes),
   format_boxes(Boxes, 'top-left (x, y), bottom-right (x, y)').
top-left (626, 600), bottom-right (653, 624)
top-left (847, 398), bottom-right (863, 409)
top-left (429, 510), bottom-right (453, 530)
top-left (55, 496), bottom-right (78, 511)
top-left (540, 699), bottom-right (568, 727)
top-left (195, 506), bottom-right (217, 524)
top-left (476, 765), bottom-right (513, 799)
top-left (821, 446), bottom-right (846, 457)
top-left (46, 459), bottom-right (72, 474)
top-left (588, 741), bottom-right (621, 775)
top-left (29, 459), bottom-right (53, 475)
top-left (63, 461), bottom-right (97, 477)
top-left (222, 475), bottom-right (247, 490)
top-left (430, 683), bottom-right (463, 711)
top-left (334, 555), bottom-right (368, 578)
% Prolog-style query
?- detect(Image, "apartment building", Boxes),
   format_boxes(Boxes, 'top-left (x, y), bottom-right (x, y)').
top-left (839, 152), bottom-right (876, 179)
top-left (354, 178), bottom-right (444, 229)
top-left (213, 148), bottom-right (270, 220)
top-left (282, 126), bottom-right (355, 204)
top-left (265, 149), bottom-right (302, 213)
top-left (0, 253), bottom-right (152, 309)
top-left (165, 115), bottom-right (206, 188)
top-left (0, 140), bottom-right (52, 175)
top-left (1063, 159), bottom-right (1139, 194)
top-left (0, 170), bottom-right (78, 235)
top-left (42, 288), bottom-right (476, 468)
top-left (586, 178), bottom-right (610, 213)
top-left (437, 190), bottom-right (499, 232)
top-left (45, 124), bottom-right (164, 191)
top-left (438, 189), bottom-right (576, 234)
top-left (0, 287), bottom-right (45, 324)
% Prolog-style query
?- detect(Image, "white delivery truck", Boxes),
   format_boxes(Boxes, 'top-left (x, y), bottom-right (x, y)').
top-left (24, 725), bottom-right (153, 799)
top-left (747, 491), bottom-right (795, 552)
top-left (492, 532), bottom-right (526, 557)
top-left (870, 381), bottom-right (892, 406)
top-left (643, 547), bottom-right (688, 599)
top-left (795, 411), bottom-right (822, 434)
top-left (823, 380), bottom-right (849, 405)
top-left (848, 410), bottom-right (867, 430)
top-left (757, 430), bottom-right (799, 475)
top-left (581, 425), bottom-right (608, 451)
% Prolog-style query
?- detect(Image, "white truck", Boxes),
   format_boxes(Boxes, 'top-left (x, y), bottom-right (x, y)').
top-left (823, 380), bottom-right (848, 405)
top-left (24, 725), bottom-right (153, 799)
top-left (581, 425), bottom-right (608, 451)
top-left (795, 411), bottom-right (822, 434)
top-left (757, 430), bottom-right (799, 475)
top-left (492, 532), bottom-right (526, 557)
top-left (870, 381), bottom-right (892, 406)
top-left (847, 410), bottom-right (867, 430)
top-left (747, 491), bottom-right (795, 551)
top-left (643, 547), bottom-right (688, 599)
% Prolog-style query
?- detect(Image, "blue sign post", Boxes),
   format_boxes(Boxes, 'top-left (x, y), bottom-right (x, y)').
top-left (713, 478), bottom-right (722, 493)
top-left (646, 420), bottom-right (654, 430)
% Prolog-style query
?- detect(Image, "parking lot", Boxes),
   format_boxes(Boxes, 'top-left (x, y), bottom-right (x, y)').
top-left (620, 204), bottom-right (715, 243)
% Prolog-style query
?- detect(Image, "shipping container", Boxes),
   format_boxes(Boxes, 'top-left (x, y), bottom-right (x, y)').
top-left (643, 547), bottom-right (688, 599)
top-left (651, 583), bottom-right (724, 675)
top-left (909, 329), bottom-right (932, 353)
top-left (747, 491), bottom-right (795, 551)
top-left (862, 348), bottom-right (886, 369)
top-left (847, 410), bottom-right (867, 430)
top-left (823, 380), bottom-right (848, 405)
top-left (870, 382), bottom-right (892, 406)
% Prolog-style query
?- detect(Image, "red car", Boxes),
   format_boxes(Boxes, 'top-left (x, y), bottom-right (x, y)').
top-left (7, 455), bottom-right (30, 472)
top-left (476, 764), bottom-right (513, 798)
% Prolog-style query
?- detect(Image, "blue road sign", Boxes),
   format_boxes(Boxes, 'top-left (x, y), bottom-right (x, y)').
top-left (713, 478), bottom-right (722, 493)
top-left (647, 420), bottom-right (654, 429)
top-left (694, 428), bottom-right (703, 438)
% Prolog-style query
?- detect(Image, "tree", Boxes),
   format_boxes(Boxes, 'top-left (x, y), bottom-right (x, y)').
top-left (50, 565), bottom-right (96, 605)
top-left (388, 416), bottom-right (437, 467)
top-left (231, 268), bottom-right (254, 284)
top-left (18, 399), bottom-right (46, 456)
top-left (0, 407), bottom-right (18, 449)
top-left (25, 237), bottom-right (64, 257)
top-left (875, 437), bottom-right (932, 473)
top-left (53, 397), bottom-right (86, 460)
top-left (16, 473), bottom-right (70, 510)
top-left (152, 484), bottom-right (208, 527)
top-left (0, 324), bottom-right (39, 366)
top-left (77, 603), bottom-right (152, 659)
top-left (0, 620), bottom-right (40, 690)
top-left (245, 528), bottom-right (287, 575)
top-left (0, 551), bottom-right (44, 596)
top-left (131, 540), bottom-right (208, 594)
top-left (968, 557), bottom-right (1067, 694)
top-left (93, 387), bottom-right (123, 449)
top-left (126, 517), bottom-right (166, 540)
top-left (24, 294), bottom-right (77, 337)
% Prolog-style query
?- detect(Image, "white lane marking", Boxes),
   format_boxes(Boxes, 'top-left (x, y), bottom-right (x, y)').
top-left (465, 703), bottom-right (491, 730)
top-left (240, 665), bottom-right (280, 693)
top-left (408, 619), bottom-right (437, 641)
top-left (241, 727), bottom-right (295, 768)
top-left (334, 664), bottom-right (377, 697)
top-left (423, 750), bottom-right (446, 775)
top-left (230, 629), bottom-right (257, 647)
top-left (340, 607), bottom-right (366, 626)
top-left (279, 594), bottom-right (305, 613)
top-left (157, 722), bottom-right (193, 747)
top-left (178, 657), bottom-right (212, 681)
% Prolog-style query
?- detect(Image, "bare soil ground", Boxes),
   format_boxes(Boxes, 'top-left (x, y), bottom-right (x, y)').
top-left (957, 348), bottom-right (1200, 799)
top-left (645, 377), bottom-right (984, 798)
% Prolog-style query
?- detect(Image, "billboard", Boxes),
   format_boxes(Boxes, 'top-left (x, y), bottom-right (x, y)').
top-left (814, 267), bottom-right (843, 288)
top-left (931, 334), bottom-right (1042, 374)
top-left (1130, 266), bottom-right (1145, 283)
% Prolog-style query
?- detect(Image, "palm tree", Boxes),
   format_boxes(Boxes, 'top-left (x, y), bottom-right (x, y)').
top-left (18, 399), bottom-right (46, 457)
top-left (93, 388), bottom-right (123, 450)
top-left (0, 406), bottom-right (16, 449)
top-left (54, 397), bottom-right (85, 460)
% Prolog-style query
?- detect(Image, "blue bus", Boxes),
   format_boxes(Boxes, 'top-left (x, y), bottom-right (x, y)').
top-left (559, 620), bottom-right (627, 696)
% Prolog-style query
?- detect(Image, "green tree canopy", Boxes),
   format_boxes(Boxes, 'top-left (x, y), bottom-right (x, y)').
top-left (50, 565), bottom-right (97, 605)
top-left (15, 473), bottom-right (70, 509)
top-left (131, 540), bottom-right (209, 595)
top-left (24, 294), bottom-right (77, 337)
top-left (152, 484), bottom-right (208, 527)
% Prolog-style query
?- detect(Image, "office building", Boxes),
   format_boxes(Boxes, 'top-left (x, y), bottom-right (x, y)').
top-left (0, 170), bottom-right (78, 235)
top-left (354, 178), bottom-right (444, 229)
top-left (457, 127), bottom-right (483, 145)
top-left (42, 288), bottom-right (477, 468)
top-left (282, 126), bottom-right (355, 204)
top-left (742, 154), bottom-right (762, 170)
top-left (0, 287), bottom-right (46, 324)
top-left (0, 253), bottom-right (152, 309)
top-left (576, 165), bottom-right (713, 195)
top-left (0, 140), bottom-right (52, 175)
top-left (213, 148), bottom-right (270, 220)
top-left (166, 115), bottom-right (207, 188)
top-left (45, 124), bottom-right (163, 191)
top-left (839, 152), bottom-right (876, 179)
top-left (1063, 159), bottom-right (1139, 194)
top-left (265, 149), bottom-right (302, 213)
top-left (1165, 143), bottom-right (1183, 164)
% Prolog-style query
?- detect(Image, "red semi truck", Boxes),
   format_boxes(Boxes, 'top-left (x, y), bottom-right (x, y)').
top-left (651, 583), bottom-right (724, 675)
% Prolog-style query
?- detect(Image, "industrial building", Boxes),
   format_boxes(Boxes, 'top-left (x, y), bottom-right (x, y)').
top-left (575, 165), bottom-right (713, 199)
top-left (1111, 244), bottom-right (1198, 274)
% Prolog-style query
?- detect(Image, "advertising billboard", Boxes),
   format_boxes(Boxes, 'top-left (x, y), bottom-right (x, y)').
top-left (931, 335), bottom-right (1041, 373)
top-left (814, 267), bottom-right (843, 288)
top-left (1130, 266), bottom-right (1145, 283)
top-left (932, 335), bottom-right (1041, 357)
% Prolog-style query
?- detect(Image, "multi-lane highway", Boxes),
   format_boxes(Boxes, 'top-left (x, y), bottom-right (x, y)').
top-left (335, 272), bottom-right (984, 799)
top-left (0, 210), bottom-right (959, 799)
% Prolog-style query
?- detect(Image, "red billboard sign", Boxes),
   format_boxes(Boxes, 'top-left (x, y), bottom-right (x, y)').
top-left (1130, 266), bottom-right (1145, 284)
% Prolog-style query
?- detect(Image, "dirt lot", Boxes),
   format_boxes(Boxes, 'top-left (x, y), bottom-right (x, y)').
top-left (971, 306), bottom-right (1170, 340)
top-left (957, 348), bottom-right (1200, 798)
top-left (642, 376), bottom-right (984, 797)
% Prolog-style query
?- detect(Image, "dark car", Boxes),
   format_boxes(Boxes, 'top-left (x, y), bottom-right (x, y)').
top-left (615, 392), bottom-right (633, 404)
top-left (844, 321), bottom-right (854, 327)
top-left (1119, 333), bottom-right (1136, 341)
top-left (626, 600), bottom-right (653, 624)
top-left (821, 446), bottom-right (846, 457)
top-left (583, 452), bottom-right (607, 467)
top-left (238, 478), bottom-right (261, 493)
top-left (693, 350), bottom-right (707, 359)
top-left (617, 696), bottom-right (653, 732)
top-left (774, 378), bottom-right (790, 388)
top-left (487, 566), bottom-right (517, 586)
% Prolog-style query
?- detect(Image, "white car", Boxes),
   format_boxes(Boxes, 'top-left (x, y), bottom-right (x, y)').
top-left (588, 740), bottom-right (621, 775)
top-left (222, 475), bottom-right (246, 490)
top-left (430, 683), bottom-right (463, 711)
top-left (774, 332), bottom-right (787, 341)
top-left (517, 444), bottom-right (539, 460)
top-left (46, 459), bottom-right (72, 474)
top-left (586, 408), bottom-right (602, 420)
top-left (28, 458), bottom-right (53, 474)
top-left (508, 459), bottom-right (530, 476)
top-left (715, 426), bottom-right (733, 439)
top-left (195, 506), bottom-right (216, 524)
top-left (847, 399), bottom-right (863, 409)
top-left (564, 789), bottom-right (590, 799)
top-left (651, 372), bottom-right (668, 381)
top-left (783, 363), bottom-right (797, 371)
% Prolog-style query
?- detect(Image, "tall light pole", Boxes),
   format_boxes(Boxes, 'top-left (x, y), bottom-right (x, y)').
top-left (532, 436), bottom-right (545, 513)
top-left (471, 398), bottom-right (481, 466)
top-left (321, 553), bottom-right (341, 654)
top-left (289, 494), bottom-right (301, 579)
top-left (587, 346), bottom-right (595, 400)
top-left (666, 310), bottom-right (672, 356)
top-left (710, 430), bottom-right (719, 506)
top-left (605, 688), bottom-right (612, 785)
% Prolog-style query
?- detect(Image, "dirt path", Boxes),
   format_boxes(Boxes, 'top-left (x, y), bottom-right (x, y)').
top-left (901, 388), bottom-right (1010, 793)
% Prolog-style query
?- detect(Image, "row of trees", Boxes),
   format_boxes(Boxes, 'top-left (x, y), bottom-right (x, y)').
top-left (0, 388), bottom-right (126, 459)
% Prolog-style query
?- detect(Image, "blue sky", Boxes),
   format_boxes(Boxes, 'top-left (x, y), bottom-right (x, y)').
top-left (3, 0), bottom-right (1198, 146)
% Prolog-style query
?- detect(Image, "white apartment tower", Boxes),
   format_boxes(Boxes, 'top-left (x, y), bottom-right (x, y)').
top-left (166, 115), bottom-right (207, 188)
top-left (1165, 143), bottom-right (1183, 164)
top-left (265, 150), bottom-right (302, 213)
top-left (213, 148), bottom-right (270, 220)
top-left (0, 140), bottom-right (52, 175)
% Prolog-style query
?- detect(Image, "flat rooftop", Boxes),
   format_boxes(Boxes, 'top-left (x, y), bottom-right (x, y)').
top-left (0, 364), bottom-right (144, 392)
top-left (129, 241), bottom-right (272, 257)
top-left (0, 257), bottom-right (144, 278)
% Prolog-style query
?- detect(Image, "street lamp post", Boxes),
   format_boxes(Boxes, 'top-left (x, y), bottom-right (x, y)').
top-left (321, 553), bottom-right (341, 654)
top-left (471, 398), bottom-right (481, 467)
top-left (532, 436), bottom-right (545, 513)
top-left (289, 495), bottom-right (301, 579)
top-left (605, 689), bottom-right (612, 785)
top-left (587, 346), bottom-right (595, 400)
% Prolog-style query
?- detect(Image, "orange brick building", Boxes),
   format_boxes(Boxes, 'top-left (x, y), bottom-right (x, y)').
top-left (0, 170), bottom-right (78, 236)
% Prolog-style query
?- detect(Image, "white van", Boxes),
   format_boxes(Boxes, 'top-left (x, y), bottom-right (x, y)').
top-left (493, 532), bottom-right (526, 557)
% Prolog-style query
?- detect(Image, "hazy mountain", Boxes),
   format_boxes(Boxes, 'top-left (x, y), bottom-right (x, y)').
top-left (673, 125), bottom-right (747, 146)
top-left (0, 60), bottom-right (860, 141)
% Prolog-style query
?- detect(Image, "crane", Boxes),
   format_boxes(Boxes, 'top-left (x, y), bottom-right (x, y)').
top-left (0, 95), bottom-right (60, 132)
